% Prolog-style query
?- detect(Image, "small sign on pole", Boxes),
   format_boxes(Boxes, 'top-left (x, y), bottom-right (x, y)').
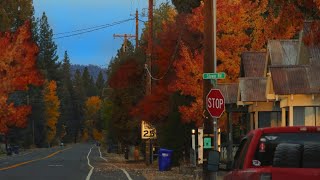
top-left (203, 72), bottom-right (226, 79)
top-left (141, 120), bottom-right (157, 139)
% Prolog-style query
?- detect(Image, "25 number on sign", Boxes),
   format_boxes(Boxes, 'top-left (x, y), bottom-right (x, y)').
top-left (143, 129), bottom-right (156, 138)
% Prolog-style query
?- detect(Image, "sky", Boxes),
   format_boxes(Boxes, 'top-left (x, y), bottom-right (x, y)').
top-left (33, 0), bottom-right (170, 67)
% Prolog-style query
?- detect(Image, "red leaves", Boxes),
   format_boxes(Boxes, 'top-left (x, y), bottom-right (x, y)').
top-left (0, 22), bottom-right (43, 134)
top-left (131, 83), bottom-right (170, 123)
top-left (109, 59), bottom-right (142, 89)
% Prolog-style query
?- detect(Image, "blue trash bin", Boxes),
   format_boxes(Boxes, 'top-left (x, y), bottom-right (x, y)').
top-left (158, 148), bottom-right (173, 171)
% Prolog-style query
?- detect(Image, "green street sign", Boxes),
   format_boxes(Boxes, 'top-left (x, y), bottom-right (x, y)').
top-left (204, 137), bottom-right (212, 149)
top-left (203, 72), bottom-right (226, 80)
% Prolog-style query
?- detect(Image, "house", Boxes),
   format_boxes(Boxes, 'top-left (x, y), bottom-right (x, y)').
top-left (237, 21), bottom-right (320, 130)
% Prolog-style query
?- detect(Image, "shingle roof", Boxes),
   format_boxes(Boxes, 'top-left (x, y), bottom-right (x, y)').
top-left (270, 65), bottom-right (320, 95)
top-left (239, 77), bottom-right (267, 102)
top-left (240, 52), bottom-right (267, 77)
top-left (268, 40), bottom-right (299, 65)
top-left (216, 83), bottom-right (238, 104)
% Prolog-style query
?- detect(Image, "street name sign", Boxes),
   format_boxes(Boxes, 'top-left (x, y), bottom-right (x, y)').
top-left (203, 72), bottom-right (226, 79)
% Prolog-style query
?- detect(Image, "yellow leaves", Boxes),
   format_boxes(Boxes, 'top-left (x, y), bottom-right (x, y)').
top-left (83, 96), bottom-right (102, 140)
top-left (82, 129), bottom-right (89, 142)
top-left (93, 128), bottom-right (104, 142)
top-left (43, 80), bottom-right (60, 144)
top-left (85, 96), bottom-right (101, 117)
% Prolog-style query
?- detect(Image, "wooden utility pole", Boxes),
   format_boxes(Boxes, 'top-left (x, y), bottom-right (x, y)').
top-left (113, 34), bottom-right (136, 52)
top-left (145, 0), bottom-right (153, 166)
top-left (136, 9), bottom-right (139, 49)
top-left (146, 0), bottom-right (153, 95)
top-left (203, 0), bottom-right (216, 179)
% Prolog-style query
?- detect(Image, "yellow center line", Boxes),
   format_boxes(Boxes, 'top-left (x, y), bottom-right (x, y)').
top-left (0, 147), bottom-right (72, 171)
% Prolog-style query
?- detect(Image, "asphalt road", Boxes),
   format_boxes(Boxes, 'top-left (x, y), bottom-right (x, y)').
top-left (0, 143), bottom-right (145, 180)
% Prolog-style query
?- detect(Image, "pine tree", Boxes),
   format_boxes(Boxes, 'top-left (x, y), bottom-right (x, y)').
top-left (0, 0), bottom-right (34, 32)
top-left (171, 0), bottom-right (201, 14)
top-left (59, 51), bottom-right (75, 142)
top-left (82, 67), bottom-right (98, 97)
top-left (96, 71), bottom-right (105, 97)
top-left (72, 70), bottom-right (86, 142)
top-left (37, 12), bottom-right (61, 81)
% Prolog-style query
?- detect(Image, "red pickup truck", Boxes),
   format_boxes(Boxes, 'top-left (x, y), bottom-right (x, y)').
top-left (224, 126), bottom-right (320, 180)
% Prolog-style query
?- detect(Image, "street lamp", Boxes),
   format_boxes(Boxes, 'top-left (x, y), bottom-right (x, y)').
top-left (191, 129), bottom-right (196, 166)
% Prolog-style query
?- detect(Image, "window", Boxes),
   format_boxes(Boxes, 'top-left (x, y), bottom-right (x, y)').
top-left (253, 133), bottom-right (320, 168)
top-left (233, 135), bottom-right (252, 169)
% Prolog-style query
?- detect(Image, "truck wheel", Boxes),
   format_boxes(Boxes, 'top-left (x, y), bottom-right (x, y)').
top-left (302, 143), bottom-right (320, 168)
top-left (273, 143), bottom-right (302, 168)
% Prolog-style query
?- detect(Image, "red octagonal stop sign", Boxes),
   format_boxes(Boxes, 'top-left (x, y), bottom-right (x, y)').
top-left (206, 89), bottom-right (225, 118)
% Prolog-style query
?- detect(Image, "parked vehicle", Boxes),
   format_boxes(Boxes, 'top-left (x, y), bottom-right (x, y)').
top-left (224, 126), bottom-right (320, 180)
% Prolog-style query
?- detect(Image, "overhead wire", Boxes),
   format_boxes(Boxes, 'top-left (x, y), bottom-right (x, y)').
top-left (53, 18), bottom-right (134, 40)
top-left (144, 29), bottom-right (183, 81)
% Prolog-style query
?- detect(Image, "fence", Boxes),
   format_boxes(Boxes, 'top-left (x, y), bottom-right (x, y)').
top-left (220, 144), bottom-right (239, 162)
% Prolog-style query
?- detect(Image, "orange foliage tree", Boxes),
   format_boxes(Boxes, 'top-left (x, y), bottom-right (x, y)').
top-left (43, 80), bottom-right (60, 146)
top-left (133, 1), bottom-right (307, 128)
top-left (0, 22), bottom-right (43, 134)
top-left (83, 96), bottom-right (102, 140)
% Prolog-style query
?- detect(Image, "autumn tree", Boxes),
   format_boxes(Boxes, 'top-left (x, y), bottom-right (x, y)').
top-left (43, 80), bottom-right (60, 147)
top-left (83, 96), bottom-right (102, 141)
top-left (0, 0), bottom-right (34, 32)
top-left (0, 22), bottom-right (43, 135)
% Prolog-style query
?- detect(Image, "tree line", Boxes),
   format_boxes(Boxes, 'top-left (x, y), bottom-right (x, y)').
top-left (0, 1), bottom-right (107, 148)
top-left (1, 0), bottom-right (319, 165)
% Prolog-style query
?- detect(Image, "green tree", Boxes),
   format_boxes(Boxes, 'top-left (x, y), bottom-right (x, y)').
top-left (72, 69), bottom-right (86, 142)
top-left (37, 12), bottom-right (61, 81)
top-left (171, 0), bottom-right (201, 14)
top-left (82, 67), bottom-right (97, 97)
top-left (0, 0), bottom-right (34, 32)
top-left (58, 51), bottom-right (75, 142)
top-left (96, 71), bottom-right (105, 97)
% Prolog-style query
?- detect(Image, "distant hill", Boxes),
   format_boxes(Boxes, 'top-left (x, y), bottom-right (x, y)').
top-left (70, 64), bottom-right (107, 81)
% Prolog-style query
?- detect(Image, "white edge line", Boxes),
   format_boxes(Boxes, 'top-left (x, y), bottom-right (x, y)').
top-left (86, 147), bottom-right (94, 180)
top-left (98, 147), bottom-right (133, 180)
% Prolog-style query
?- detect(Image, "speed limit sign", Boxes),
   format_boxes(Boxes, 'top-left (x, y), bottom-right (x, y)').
top-left (141, 120), bottom-right (157, 139)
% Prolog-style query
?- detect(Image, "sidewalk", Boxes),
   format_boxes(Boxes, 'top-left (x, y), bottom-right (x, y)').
top-left (101, 150), bottom-right (227, 180)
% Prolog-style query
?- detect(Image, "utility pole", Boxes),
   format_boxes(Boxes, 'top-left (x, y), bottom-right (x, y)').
top-left (145, 0), bottom-right (153, 166)
top-left (203, 0), bottom-right (216, 179)
top-left (113, 34), bottom-right (136, 52)
top-left (136, 9), bottom-right (139, 49)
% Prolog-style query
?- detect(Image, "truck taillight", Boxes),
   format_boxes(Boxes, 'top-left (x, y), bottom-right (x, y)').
top-left (260, 173), bottom-right (272, 180)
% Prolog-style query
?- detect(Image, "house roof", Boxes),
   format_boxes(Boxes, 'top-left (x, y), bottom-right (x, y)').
top-left (216, 83), bottom-right (238, 104)
top-left (240, 52), bottom-right (267, 77)
top-left (270, 65), bottom-right (320, 95)
top-left (301, 21), bottom-right (320, 65)
top-left (268, 40), bottom-right (299, 65)
top-left (239, 77), bottom-right (267, 102)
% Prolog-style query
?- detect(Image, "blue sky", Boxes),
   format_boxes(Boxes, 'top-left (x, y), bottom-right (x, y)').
top-left (33, 0), bottom-right (170, 67)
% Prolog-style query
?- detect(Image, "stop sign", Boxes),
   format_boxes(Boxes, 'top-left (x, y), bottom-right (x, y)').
top-left (206, 89), bottom-right (225, 118)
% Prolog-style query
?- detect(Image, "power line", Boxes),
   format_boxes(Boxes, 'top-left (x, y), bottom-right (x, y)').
top-left (145, 30), bottom-right (182, 81)
top-left (53, 18), bottom-right (134, 40)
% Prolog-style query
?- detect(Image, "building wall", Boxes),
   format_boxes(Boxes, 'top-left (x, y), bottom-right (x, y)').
top-left (293, 106), bottom-right (320, 126)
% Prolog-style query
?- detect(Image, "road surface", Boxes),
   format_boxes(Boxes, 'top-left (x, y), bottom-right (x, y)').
top-left (0, 143), bottom-right (145, 180)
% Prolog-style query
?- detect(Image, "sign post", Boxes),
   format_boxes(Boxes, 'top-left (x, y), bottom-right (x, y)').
top-left (206, 89), bottom-right (225, 153)
top-left (141, 120), bottom-right (156, 165)
top-left (206, 89), bottom-right (225, 118)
